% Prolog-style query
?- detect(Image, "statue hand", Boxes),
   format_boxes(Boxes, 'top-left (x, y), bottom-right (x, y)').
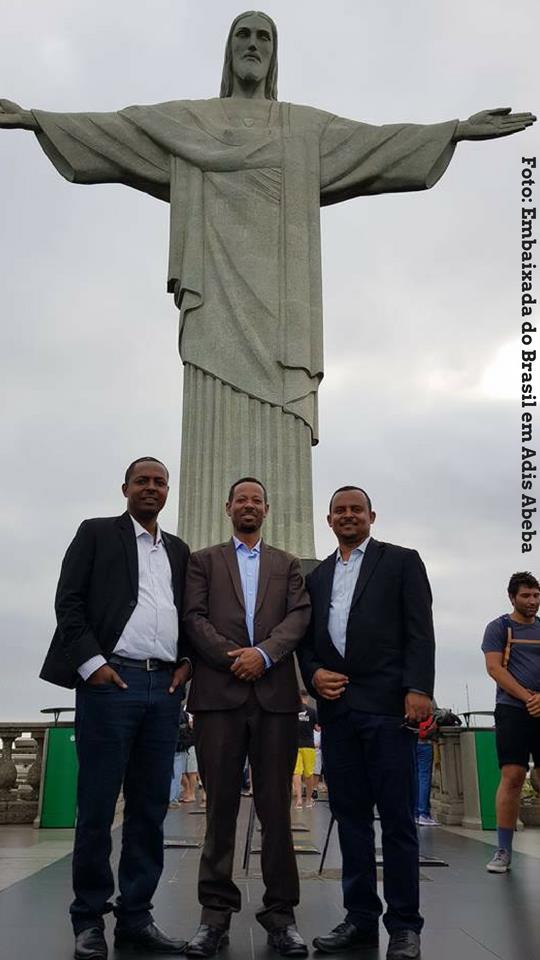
top-left (0, 99), bottom-right (38, 130)
top-left (455, 107), bottom-right (536, 142)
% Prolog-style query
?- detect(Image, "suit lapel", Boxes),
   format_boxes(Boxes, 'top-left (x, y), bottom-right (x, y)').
top-left (223, 540), bottom-right (245, 610)
top-left (161, 533), bottom-right (180, 608)
top-left (349, 538), bottom-right (384, 611)
top-left (319, 552), bottom-right (338, 621)
top-left (255, 542), bottom-right (273, 615)
top-left (116, 513), bottom-right (138, 598)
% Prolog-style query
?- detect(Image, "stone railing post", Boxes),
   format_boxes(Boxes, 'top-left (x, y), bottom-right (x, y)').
top-left (27, 729), bottom-right (45, 799)
top-left (0, 731), bottom-right (18, 800)
top-left (430, 727), bottom-right (464, 825)
top-left (0, 723), bottom-right (49, 824)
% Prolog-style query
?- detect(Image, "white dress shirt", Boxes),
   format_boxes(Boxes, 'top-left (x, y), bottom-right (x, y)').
top-left (327, 538), bottom-right (370, 658)
top-left (78, 515), bottom-right (178, 680)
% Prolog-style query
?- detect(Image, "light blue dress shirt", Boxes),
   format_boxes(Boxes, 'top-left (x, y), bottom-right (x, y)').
top-left (233, 537), bottom-right (271, 669)
top-left (327, 539), bottom-right (370, 658)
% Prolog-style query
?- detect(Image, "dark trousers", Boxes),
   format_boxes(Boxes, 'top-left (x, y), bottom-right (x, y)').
top-left (194, 692), bottom-right (299, 931)
top-left (71, 665), bottom-right (181, 934)
top-left (321, 710), bottom-right (422, 935)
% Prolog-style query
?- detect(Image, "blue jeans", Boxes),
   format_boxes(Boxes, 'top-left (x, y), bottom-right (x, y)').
top-left (415, 741), bottom-right (433, 817)
top-left (322, 710), bottom-right (422, 935)
top-left (170, 751), bottom-right (188, 801)
top-left (71, 664), bottom-right (182, 934)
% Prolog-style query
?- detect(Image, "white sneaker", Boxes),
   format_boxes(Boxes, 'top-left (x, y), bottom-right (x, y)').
top-left (417, 814), bottom-right (439, 826)
top-left (486, 848), bottom-right (511, 873)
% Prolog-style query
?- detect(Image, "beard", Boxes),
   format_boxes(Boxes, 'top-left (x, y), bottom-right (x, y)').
top-left (235, 514), bottom-right (263, 532)
top-left (340, 531), bottom-right (361, 543)
top-left (235, 61), bottom-right (266, 85)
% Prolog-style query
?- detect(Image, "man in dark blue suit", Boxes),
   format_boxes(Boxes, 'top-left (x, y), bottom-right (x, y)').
top-left (41, 457), bottom-right (191, 960)
top-left (298, 487), bottom-right (434, 960)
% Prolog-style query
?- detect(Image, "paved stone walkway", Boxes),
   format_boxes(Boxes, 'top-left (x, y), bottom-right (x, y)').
top-left (1, 798), bottom-right (539, 959)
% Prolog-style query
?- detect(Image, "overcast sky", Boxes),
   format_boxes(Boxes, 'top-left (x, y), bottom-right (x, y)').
top-left (1, 0), bottom-right (539, 721)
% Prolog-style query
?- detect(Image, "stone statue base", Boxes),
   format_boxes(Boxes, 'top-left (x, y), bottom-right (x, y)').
top-left (178, 363), bottom-right (316, 556)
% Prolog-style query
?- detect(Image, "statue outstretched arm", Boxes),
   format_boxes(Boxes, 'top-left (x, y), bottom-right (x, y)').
top-left (1, 101), bottom-right (171, 201)
top-left (454, 107), bottom-right (536, 142)
top-left (318, 103), bottom-right (536, 206)
top-left (319, 114), bottom-right (459, 204)
top-left (0, 99), bottom-right (39, 131)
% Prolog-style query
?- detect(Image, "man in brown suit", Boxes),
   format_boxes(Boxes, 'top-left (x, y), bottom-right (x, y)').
top-left (183, 478), bottom-right (311, 958)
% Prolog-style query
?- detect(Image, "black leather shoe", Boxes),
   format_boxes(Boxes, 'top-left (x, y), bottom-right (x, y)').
top-left (114, 921), bottom-right (186, 954)
top-left (184, 925), bottom-right (229, 958)
top-left (386, 930), bottom-right (420, 960)
top-left (267, 925), bottom-right (308, 957)
top-left (313, 921), bottom-right (379, 952)
top-left (74, 927), bottom-right (107, 960)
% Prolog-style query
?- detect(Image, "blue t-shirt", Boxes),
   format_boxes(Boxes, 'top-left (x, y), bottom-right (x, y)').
top-left (481, 614), bottom-right (540, 709)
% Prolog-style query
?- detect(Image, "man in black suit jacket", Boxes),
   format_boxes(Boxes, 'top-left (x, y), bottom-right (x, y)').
top-left (40, 457), bottom-right (190, 960)
top-left (298, 486), bottom-right (434, 960)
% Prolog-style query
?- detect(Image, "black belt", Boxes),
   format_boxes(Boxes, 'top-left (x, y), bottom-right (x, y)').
top-left (109, 654), bottom-right (175, 672)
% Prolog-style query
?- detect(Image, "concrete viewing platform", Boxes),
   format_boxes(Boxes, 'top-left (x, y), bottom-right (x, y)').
top-left (1, 796), bottom-right (539, 960)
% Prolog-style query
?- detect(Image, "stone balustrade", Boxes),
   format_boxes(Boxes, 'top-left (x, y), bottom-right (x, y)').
top-left (0, 721), bottom-right (473, 827)
top-left (431, 724), bottom-right (540, 828)
top-left (2, 720), bottom-right (538, 830)
top-left (0, 722), bottom-right (50, 824)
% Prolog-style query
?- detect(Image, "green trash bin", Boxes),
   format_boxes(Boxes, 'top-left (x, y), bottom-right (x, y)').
top-left (474, 730), bottom-right (500, 829)
top-left (460, 722), bottom-right (499, 829)
top-left (39, 722), bottom-right (78, 828)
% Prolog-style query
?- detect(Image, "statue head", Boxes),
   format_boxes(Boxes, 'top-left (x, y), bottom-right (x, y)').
top-left (220, 11), bottom-right (278, 100)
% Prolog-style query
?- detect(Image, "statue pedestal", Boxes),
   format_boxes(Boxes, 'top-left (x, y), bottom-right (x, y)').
top-left (178, 365), bottom-right (316, 556)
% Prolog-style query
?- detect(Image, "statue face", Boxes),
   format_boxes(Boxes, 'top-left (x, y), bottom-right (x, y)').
top-left (230, 13), bottom-right (274, 86)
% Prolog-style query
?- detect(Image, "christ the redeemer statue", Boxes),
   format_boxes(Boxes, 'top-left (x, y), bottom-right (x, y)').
top-left (1, 11), bottom-right (535, 556)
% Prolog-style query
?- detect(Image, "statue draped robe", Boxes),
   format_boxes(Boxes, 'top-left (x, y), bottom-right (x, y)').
top-left (33, 98), bottom-right (457, 554)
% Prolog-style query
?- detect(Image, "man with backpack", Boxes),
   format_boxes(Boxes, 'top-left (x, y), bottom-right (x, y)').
top-left (482, 571), bottom-right (540, 873)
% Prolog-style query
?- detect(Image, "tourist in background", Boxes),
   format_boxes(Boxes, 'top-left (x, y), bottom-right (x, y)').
top-left (482, 571), bottom-right (540, 874)
top-left (170, 706), bottom-right (194, 807)
top-left (292, 690), bottom-right (319, 809)
top-left (415, 714), bottom-right (439, 826)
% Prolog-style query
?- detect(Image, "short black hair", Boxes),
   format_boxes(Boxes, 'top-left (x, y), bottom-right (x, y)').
top-left (329, 485), bottom-right (372, 513)
top-left (507, 571), bottom-right (540, 598)
top-left (124, 457), bottom-right (169, 484)
top-left (227, 476), bottom-right (268, 504)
